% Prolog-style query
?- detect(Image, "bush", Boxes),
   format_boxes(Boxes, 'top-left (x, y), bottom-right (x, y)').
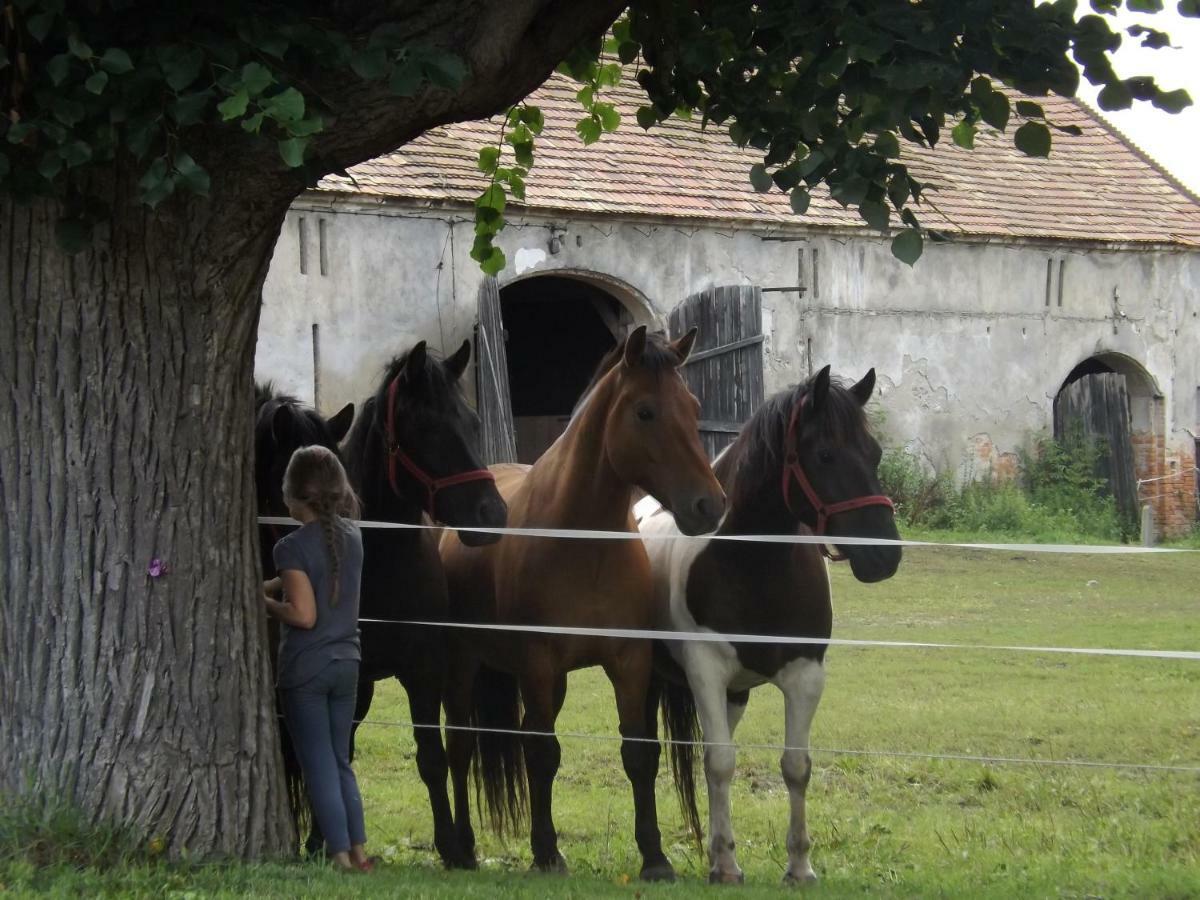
top-left (0, 793), bottom-right (152, 871)
top-left (877, 447), bottom-right (956, 529)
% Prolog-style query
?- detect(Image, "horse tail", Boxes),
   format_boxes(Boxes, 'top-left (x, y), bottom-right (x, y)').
top-left (658, 670), bottom-right (703, 843)
top-left (469, 664), bottom-right (527, 835)
top-left (278, 700), bottom-right (312, 843)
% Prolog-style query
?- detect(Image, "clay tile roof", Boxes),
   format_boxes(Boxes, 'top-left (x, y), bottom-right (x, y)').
top-left (319, 73), bottom-right (1200, 247)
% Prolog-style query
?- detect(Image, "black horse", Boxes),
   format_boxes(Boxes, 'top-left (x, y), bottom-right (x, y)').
top-left (253, 383), bottom-right (355, 830)
top-left (313, 338), bottom-right (506, 867)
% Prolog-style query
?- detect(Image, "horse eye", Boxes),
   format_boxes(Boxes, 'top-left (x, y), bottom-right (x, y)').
top-left (636, 405), bottom-right (655, 422)
top-left (818, 449), bottom-right (834, 464)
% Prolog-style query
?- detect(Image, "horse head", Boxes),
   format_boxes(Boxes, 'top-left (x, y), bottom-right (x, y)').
top-left (781, 365), bottom-right (901, 582)
top-left (594, 326), bottom-right (726, 536)
top-left (358, 339), bottom-right (507, 546)
top-left (254, 385), bottom-right (354, 517)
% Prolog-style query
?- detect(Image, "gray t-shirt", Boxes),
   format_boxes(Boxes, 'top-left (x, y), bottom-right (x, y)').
top-left (272, 518), bottom-right (363, 690)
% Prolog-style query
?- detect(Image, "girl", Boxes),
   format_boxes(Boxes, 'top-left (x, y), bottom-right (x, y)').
top-left (262, 445), bottom-right (371, 873)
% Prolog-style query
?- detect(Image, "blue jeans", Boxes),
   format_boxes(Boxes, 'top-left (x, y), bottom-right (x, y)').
top-left (281, 659), bottom-right (366, 854)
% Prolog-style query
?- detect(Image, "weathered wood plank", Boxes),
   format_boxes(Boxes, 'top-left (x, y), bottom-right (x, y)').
top-left (475, 276), bottom-right (519, 464)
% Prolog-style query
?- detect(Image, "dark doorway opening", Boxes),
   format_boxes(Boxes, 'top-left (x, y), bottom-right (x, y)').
top-left (500, 276), bottom-right (623, 463)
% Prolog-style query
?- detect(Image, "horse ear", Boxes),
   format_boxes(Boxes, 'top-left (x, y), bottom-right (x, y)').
top-left (445, 339), bottom-right (471, 382)
top-left (403, 341), bottom-right (428, 384)
top-left (326, 403), bottom-right (355, 444)
top-left (622, 325), bottom-right (648, 369)
top-left (850, 368), bottom-right (876, 407)
top-left (810, 364), bottom-right (832, 413)
top-left (670, 327), bottom-right (698, 365)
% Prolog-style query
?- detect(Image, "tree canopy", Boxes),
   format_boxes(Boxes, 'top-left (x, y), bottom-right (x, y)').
top-left (2, 1), bottom-right (1193, 267)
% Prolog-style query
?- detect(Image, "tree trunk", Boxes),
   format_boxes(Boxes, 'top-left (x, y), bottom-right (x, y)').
top-left (0, 186), bottom-right (296, 859)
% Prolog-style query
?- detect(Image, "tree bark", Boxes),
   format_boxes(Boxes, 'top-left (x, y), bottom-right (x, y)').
top-left (0, 179), bottom-right (297, 859)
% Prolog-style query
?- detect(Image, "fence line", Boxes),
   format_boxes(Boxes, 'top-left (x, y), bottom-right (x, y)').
top-left (343, 718), bottom-right (1200, 775)
top-left (363, 618), bottom-right (1200, 662)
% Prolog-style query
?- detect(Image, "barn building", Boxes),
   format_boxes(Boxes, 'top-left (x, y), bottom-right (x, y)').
top-left (255, 75), bottom-right (1200, 539)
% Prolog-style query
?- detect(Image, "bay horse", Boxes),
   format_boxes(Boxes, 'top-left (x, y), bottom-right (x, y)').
top-left (253, 384), bottom-right (355, 832)
top-left (637, 365), bottom-right (901, 884)
top-left (439, 326), bottom-right (726, 881)
top-left (338, 338), bottom-right (507, 868)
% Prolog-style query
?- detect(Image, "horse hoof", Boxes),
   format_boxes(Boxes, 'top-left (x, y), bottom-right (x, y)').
top-left (532, 854), bottom-right (568, 875)
top-left (444, 852), bottom-right (477, 871)
top-left (709, 869), bottom-right (745, 885)
top-left (782, 870), bottom-right (818, 887)
top-left (640, 861), bottom-right (677, 882)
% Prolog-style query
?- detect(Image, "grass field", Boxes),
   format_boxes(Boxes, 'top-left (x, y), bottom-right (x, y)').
top-left (4, 541), bottom-right (1199, 898)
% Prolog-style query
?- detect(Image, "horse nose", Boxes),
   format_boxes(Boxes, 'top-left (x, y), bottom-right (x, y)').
top-left (692, 493), bottom-right (725, 528)
top-left (477, 495), bottom-right (508, 528)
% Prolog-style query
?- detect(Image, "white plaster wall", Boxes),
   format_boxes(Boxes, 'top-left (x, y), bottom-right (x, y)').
top-left (257, 196), bottom-right (1199, 475)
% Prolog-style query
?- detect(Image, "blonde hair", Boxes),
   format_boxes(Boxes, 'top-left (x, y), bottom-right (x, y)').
top-left (282, 445), bottom-right (360, 605)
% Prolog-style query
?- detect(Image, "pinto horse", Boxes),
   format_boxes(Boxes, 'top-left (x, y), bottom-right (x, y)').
top-left (439, 326), bottom-right (726, 881)
top-left (638, 365), bottom-right (901, 885)
top-left (253, 384), bottom-right (355, 832)
top-left (337, 339), bottom-right (507, 868)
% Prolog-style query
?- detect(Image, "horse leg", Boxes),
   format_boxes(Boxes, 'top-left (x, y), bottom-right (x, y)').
top-left (773, 658), bottom-right (826, 885)
top-left (521, 665), bottom-right (566, 873)
top-left (443, 652), bottom-right (481, 867)
top-left (605, 647), bottom-right (674, 882)
top-left (398, 664), bottom-right (467, 869)
top-left (685, 649), bottom-right (741, 884)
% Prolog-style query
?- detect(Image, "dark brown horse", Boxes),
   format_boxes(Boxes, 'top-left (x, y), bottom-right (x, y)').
top-left (439, 326), bottom-right (726, 881)
top-left (641, 366), bottom-right (901, 885)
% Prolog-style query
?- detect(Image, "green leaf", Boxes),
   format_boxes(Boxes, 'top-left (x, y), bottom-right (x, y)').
top-left (891, 228), bottom-right (923, 266)
top-left (1014, 121), bottom-right (1052, 157)
top-left (264, 87), bottom-right (305, 124)
top-left (477, 145), bottom-right (500, 174)
top-left (169, 90), bottom-right (212, 126)
top-left (84, 70), bottom-right (108, 94)
top-left (240, 62), bottom-right (274, 96)
top-left (597, 63), bottom-right (622, 88)
top-left (422, 51), bottom-right (468, 88)
top-left (790, 187), bottom-right (811, 214)
top-left (951, 120), bottom-right (976, 149)
top-left (278, 136), bottom-right (309, 168)
top-left (27, 12), bottom-right (55, 43)
top-left (99, 48), bottom-right (134, 74)
top-left (519, 106), bottom-right (545, 135)
top-left (7, 121), bottom-right (37, 144)
top-left (618, 40), bottom-right (640, 64)
top-left (47, 54), bottom-right (72, 85)
top-left (1015, 100), bottom-right (1045, 119)
top-left (162, 46), bottom-right (205, 92)
top-left (636, 106), bottom-right (657, 129)
top-left (595, 103), bottom-right (620, 132)
top-left (874, 131), bottom-right (900, 158)
top-left (980, 91), bottom-right (1010, 130)
top-left (509, 172), bottom-right (525, 201)
top-left (67, 33), bottom-right (92, 60)
top-left (241, 111), bottom-right (265, 133)
top-left (1152, 88), bottom-right (1192, 113)
top-left (1181, 0), bottom-right (1200, 16)
top-left (51, 97), bottom-right (86, 127)
top-left (138, 158), bottom-right (177, 208)
top-left (1098, 81), bottom-right (1133, 110)
top-left (368, 23), bottom-right (409, 49)
top-left (389, 59), bottom-right (422, 96)
top-left (480, 246), bottom-right (506, 276)
top-left (1127, 0), bottom-right (1163, 9)
top-left (749, 163), bottom-right (773, 192)
top-left (174, 152), bottom-right (210, 195)
top-left (513, 140), bottom-right (534, 168)
top-left (55, 217), bottom-right (93, 255)
top-left (576, 116), bottom-right (601, 144)
top-left (38, 150), bottom-right (63, 181)
top-left (576, 86), bottom-right (594, 109)
top-left (60, 140), bottom-right (91, 167)
top-left (859, 200), bottom-right (890, 230)
top-left (218, 89), bottom-right (249, 120)
top-left (351, 47), bottom-right (389, 81)
top-left (286, 114), bottom-right (324, 137)
top-left (476, 184), bottom-right (506, 212)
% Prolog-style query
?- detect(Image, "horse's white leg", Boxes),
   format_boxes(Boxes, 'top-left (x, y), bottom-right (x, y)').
top-left (773, 658), bottom-right (826, 885)
top-left (685, 647), bottom-right (742, 884)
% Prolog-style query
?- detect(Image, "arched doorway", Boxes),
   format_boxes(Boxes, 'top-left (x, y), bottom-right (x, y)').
top-left (1053, 352), bottom-right (1162, 533)
top-left (492, 273), bottom-right (652, 463)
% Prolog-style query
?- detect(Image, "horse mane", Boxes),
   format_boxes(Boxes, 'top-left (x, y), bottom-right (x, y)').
top-left (572, 331), bottom-right (682, 416)
top-left (253, 386), bottom-right (330, 451)
top-left (718, 372), bottom-right (873, 509)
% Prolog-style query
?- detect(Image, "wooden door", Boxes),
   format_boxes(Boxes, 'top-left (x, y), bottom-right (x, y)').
top-left (1053, 372), bottom-right (1138, 527)
top-left (475, 276), bottom-right (518, 464)
top-left (668, 285), bottom-right (765, 459)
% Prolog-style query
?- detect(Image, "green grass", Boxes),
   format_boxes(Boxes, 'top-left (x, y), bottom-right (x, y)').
top-left (4, 546), bottom-right (1199, 898)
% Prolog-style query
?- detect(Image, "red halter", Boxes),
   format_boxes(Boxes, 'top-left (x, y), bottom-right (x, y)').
top-left (384, 373), bottom-right (495, 516)
top-left (781, 394), bottom-right (895, 561)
